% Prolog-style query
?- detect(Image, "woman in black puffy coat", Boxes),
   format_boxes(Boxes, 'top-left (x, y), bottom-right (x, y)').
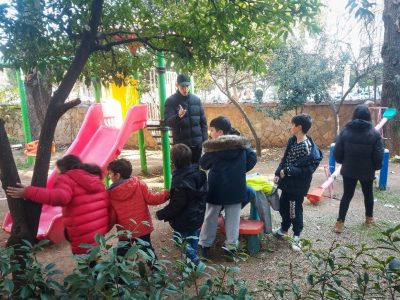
top-left (333, 104), bottom-right (384, 233)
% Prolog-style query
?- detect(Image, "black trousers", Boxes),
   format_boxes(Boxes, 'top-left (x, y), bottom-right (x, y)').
top-left (190, 144), bottom-right (203, 164)
top-left (338, 177), bottom-right (374, 221)
top-left (279, 191), bottom-right (304, 236)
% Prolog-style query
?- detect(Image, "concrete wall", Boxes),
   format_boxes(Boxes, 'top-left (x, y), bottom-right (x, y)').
top-left (0, 102), bottom-right (369, 150)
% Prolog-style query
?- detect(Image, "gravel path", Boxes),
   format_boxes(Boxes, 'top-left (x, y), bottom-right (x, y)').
top-left (1, 148), bottom-right (399, 299)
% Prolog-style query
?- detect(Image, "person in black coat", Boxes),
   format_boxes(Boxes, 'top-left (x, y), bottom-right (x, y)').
top-left (164, 74), bottom-right (208, 163)
top-left (156, 144), bottom-right (207, 265)
top-left (198, 116), bottom-right (257, 260)
top-left (273, 114), bottom-right (322, 251)
top-left (333, 104), bottom-right (384, 233)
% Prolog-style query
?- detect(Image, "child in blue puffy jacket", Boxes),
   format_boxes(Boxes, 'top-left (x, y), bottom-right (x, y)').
top-left (198, 116), bottom-right (257, 261)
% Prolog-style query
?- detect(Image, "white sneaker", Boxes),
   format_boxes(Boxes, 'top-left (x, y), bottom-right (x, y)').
top-left (291, 236), bottom-right (301, 252)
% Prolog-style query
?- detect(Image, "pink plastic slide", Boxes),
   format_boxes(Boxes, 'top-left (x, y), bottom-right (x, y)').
top-left (2, 103), bottom-right (148, 243)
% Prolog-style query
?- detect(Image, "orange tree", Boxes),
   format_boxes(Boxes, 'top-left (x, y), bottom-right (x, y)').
top-left (0, 0), bottom-right (321, 259)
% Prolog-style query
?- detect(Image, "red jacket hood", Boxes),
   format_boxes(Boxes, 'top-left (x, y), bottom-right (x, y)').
top-left (64, 169), bottom-right (105, 193)
top-left (108, 177), bottom-right (139, 202)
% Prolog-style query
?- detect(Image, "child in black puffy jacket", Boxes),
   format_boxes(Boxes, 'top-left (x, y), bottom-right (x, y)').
top-left (156, 144), bottom-right (207, 265)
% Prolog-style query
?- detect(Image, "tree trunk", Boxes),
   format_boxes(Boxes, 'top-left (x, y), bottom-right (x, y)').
top-left (210, 75), bottom-right (262, 156)
top-left (0, 120), bottom-right (32, 285)
top-left (329, 103), bottom-right (340, 137)
top-left (1, 0), bottom-right (103, 258)
top-left (381, 0), bottom-right (400, 155)
top-left (24, 71), bottom-right (52, 140)
top-left (229, 96), bottom-right (262, 157)
top-left (0, 121), bottom-right (33, 246)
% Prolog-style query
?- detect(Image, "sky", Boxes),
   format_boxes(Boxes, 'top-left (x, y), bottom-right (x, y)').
top-left (324, 0), bottom-right (384, 54)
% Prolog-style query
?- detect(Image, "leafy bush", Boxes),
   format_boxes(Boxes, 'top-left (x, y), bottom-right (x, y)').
top-left (2, 225), bottom-right (399, 299)
top-left (0, 230), bottom-right (252, 299)
top-left (257, 225), bottom-right (400, 299)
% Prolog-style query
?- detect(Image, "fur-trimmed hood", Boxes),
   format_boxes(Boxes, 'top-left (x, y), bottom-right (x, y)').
top-left (202, 135), bottom-right (250, 153)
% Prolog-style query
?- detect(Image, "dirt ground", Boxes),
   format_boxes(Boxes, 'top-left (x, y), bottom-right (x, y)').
top-left (1, 147), bottom-right (399, 298)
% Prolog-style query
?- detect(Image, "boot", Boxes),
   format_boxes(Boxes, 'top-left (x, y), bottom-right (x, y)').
top-left (364, 216), bottom-right (375, 226)
top-left (200, 246), bottom-right (211, 260)
top-left (334, 220), bottom-right (344, 233)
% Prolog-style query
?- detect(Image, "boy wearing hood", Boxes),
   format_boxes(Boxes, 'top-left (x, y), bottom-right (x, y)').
top-left (156, 144), bottom-right (208, 265)
top-left (333, 104), bottom-right (384, 233)
top-left (107, 159), bottom-right (169, 260)
top-left (6, 155), bottom-right (110, 256)
top-left (198, 116), bottom-right (257, 260)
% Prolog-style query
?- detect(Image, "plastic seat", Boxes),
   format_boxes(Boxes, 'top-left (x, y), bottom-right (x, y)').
top-left (217, 216), bottom-right (264, 255)
top-left (217, 216), bottom-right (264, 235)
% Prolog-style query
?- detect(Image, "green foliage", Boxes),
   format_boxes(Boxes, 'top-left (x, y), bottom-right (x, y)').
top-left (15, 158), bottom-right (33, 170)
top-left (2, 226), bottom-right (399, 299)
top-left (346, 0), bottom-right (376, 22)
top-left (0, 230), bottom-right (253, 299)
top-left (257, 225), bottom-right (400, 299)
top-left (0, 85), bottom-right (19, 104)
top-left (257, 39), bottom-right (347, 118)
top-left (374, 188), bottom-right (400, 205)
top-left (0, 0), bottom-right (322, 84)
top-left (0, 239), bottom-right (63, 299)
top-left (0, 69), bottom-right (19, 104)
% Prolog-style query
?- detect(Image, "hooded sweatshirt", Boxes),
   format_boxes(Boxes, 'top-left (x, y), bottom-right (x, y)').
top-left (200, 135), bottom-right (257, 205)
top-left (156, 165), bottom-right (208, 232)
top-left (23, 169), bottom-right (110, 255)
top-left (108, 177), bottom-right (169, 239)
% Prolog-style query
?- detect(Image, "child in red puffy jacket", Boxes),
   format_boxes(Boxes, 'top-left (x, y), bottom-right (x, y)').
top-left (107, 158), bottom-right (169, 260)
top-left (6, 155), bottom-right (111, 255)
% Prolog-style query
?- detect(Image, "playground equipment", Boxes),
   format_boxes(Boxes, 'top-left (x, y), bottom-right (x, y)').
top-left (379, 149), bottom-right (390, 190)
top-left (15, 69), bottom-right (34, 165)
top-left (2, 103), bottom-right (148, 243)
top-left (217, 216), bottom-right (264, 255)
top-left (24, 140), bottom-right (56, 156)
top-left (109, 75), bottom-right (148, 174)
top-left (157, 52), bottom-right (171, 189)
top-left (307, 107), bottom-right (397, 204)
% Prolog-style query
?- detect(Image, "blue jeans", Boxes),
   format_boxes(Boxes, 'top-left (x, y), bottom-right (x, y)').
top-left (241, 185), bottom-right (256, 209)
top-left (173, 229), bottom-right (200, 263)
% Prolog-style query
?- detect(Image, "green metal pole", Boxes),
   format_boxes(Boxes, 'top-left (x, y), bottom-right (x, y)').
top-left (157, 52), bottom-right (171, 189)
top-left (137, 129), bottom-right (147, 174)
top-left (93, 77), bottom-right (102, 103)
top-left (133, 70), bottom-right (148, 174)
top-left (16, 69), bottom-right (34, 165)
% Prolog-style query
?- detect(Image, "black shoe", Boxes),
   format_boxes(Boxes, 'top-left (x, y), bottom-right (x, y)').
top-left (200, 246), bottom-right (211, 260)
top-left (223, 248), bottom-right (236, 262)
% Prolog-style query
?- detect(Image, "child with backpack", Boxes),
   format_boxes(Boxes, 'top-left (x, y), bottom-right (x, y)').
top-left (273, 114), bottom-right (322, 251)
